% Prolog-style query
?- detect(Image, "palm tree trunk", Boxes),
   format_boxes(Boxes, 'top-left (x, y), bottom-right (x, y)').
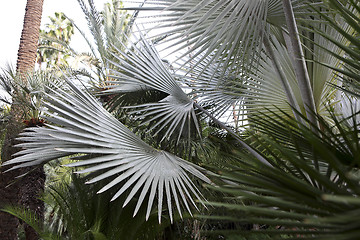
top-left (16, 0), bottom-right (44, 76)
top-left (0, 121), bottom-right (23, 240)
top-left (17, 1), bottom-right (45, 239)
top-left (0, 1), bottom-right (44, 239)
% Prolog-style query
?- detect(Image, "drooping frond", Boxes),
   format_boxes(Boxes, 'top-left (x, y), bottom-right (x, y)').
top-left (3, 79), bottom-right (211, 223)
top-left (200, 108), bottom-right (360, 239)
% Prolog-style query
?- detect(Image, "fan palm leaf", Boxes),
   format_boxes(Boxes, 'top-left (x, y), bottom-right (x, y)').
top-left (137, 0), bottom-right (292, 73)
top-left (102, 32), bottom-right (272, 165)
top-left (3, 79), bottom-right (211, 223)
top-left (178, 55), bottom-right (246, 121)
top-left (105, 34), bottom-right (202, 142)
top-left (125, 0), bottom-right (344, 128)
top-left (180, 35), bottom-right (300, 125)
top-left (155, 0), bottom-right (352, 126)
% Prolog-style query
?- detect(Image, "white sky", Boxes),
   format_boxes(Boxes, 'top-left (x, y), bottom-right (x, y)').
top-left (0, 0), bottom-right (109, 68)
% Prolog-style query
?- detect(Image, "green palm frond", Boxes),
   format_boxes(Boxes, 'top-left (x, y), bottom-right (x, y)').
top-left (45, 173), bottom-right (174, 239)
top-left (200, 107), bottom-right (360, 239)
top-left (77, 0), bottom-right (106, 61)
top-left (2, 172), bottom-right (174, 239)
top-left (103, 0), bottom-right (131, 52)
top-left (3, 78), bottom-right (211, 223)
top-left (65, 0), bottom-right (133, 82)
top-left (311, 0), bottom-right (360, 96)
top-left (337, 94), bottom-right (360, 128)
top-left (0, 67), bottom-right (64, 121)
top-left (1, 206), bottom-right (61, 240)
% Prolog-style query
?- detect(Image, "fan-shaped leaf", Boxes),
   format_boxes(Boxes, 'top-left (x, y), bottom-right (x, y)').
top-left (3, 79), bottom-right (211, 223)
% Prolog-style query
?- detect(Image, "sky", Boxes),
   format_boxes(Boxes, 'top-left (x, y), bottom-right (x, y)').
top-left (0, 0), bottom-right (109, 68)
top-left (0, 0), bottom-right (174, 101)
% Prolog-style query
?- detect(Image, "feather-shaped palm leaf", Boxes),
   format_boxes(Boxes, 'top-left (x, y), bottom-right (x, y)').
top-left (3, 79), bottom-right (211, 223)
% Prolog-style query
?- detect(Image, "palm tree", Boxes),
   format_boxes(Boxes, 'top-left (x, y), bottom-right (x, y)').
top-left (0, 0), bottom-right (44, 239)
top-left (58, 0), bottom-right (133, 82)
top-left (16, 0), bottom-right (45, 76)
top-left (3, 171), bottom-right (174, 240)
top-left (2, 0), bottom-right (360, 238)
top-left (134, 0), bottom-right (342, 124)
top-left (36, 12), bottom-right (75, 69)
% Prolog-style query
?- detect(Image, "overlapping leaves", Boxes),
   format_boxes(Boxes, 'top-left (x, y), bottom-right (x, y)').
top-left (104, 35), bottom-right (202, 142)
top-left (201, 109), bottom-right (360, 239)
top-left (131, 0), bottom-right (312, 75)
top-left (3, 79), bottom-right (211, 223)
top-left (313, 0), bottom-right (360, 96)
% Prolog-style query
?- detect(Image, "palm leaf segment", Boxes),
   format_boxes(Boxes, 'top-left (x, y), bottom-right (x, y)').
top-left (105, 34), bottom-right (201, 142)
top-left (168, 0), bottom-right (346, 125)
top-left (3, 79), bottom-right (211, 223)
top-left (127, 0), bottom-right (311, 125)
top-left (179, 55), bottom-right (242, 105)
top-left (181, 37), bottom-right (299, 124)
top-left (147, 0), bottom-right (287, 72)
top-left (205, 109), bottom-right (360, 238)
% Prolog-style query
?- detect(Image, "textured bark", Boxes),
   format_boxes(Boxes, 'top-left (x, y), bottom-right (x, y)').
top-left (16, 0), bottom-right (44, 76)
top-left (0, 118), bottom-right (23, 240)
top-left (20, 167), bottom-right (45, 240)
top-left (0, 0), bottom-right (44, 239)
top-left (17, 2), bottom-right (45, 240)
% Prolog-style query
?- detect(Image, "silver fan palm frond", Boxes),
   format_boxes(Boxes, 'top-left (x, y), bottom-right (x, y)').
top-left (134, 0), bottom-right (308, 73)
top-left (106, 34), bottom-right (187, 98)
top-left (159, 0), bottom-right (273, 73)
top-left (178, 55), bottom-right (246, 123)
top-left (247, 35), bottom-right (300, 116)
top-left (178, 36), bottom-right (298, 125)
top-left (105, 34), bottom-right (201, 142)
top-left (3, 79), bottom-right (211, 223)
